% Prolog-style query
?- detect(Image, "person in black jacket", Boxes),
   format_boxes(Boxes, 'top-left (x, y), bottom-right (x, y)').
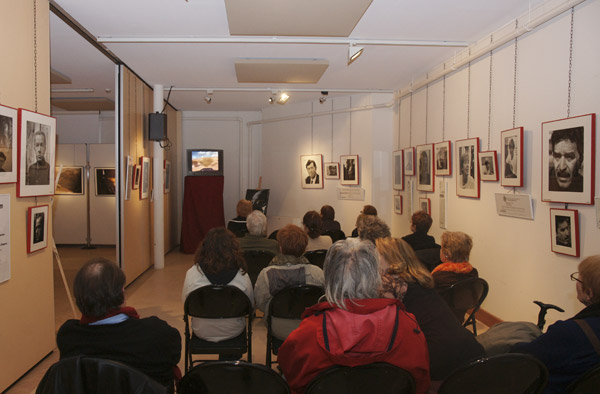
top-left (227, 199), bottom-right (252, 237)
top-left (402, 210), bottom-right (441, 271)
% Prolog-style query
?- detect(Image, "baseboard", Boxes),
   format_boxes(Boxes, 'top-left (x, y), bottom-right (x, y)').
top-left (477, 308), bottom-right (503, 327)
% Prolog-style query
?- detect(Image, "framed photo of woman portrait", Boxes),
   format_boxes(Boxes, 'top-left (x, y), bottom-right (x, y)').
top-left (541, 114), bottom-right (595, 205)
top-left (392, 150), bottom-right (404, 190)
top-left (456, 138), bottom-right (480, 198)
top-left (416, 144), bottom-right (434, 192)
top-left (340, 155), bottom-right (359, 185)
top-left (301, 154), bottom-right (324, 189)
top-left (403, 147), bottom-right (415, 176)
top-left (501, 127), bottom-right (523, 187)
top-left (0, 104), bottom-right (18, 184)
top-left (434, 141), bottom-right (451, 176)
top-left (550, 208), bottom-right (579, 257)
top-left (478, 151), bottom-right (498, 182)
top-left (27, 204), bottom-right (49, 253)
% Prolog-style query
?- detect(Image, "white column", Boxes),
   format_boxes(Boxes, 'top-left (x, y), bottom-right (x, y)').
top-left (153, 85), bottom-right (165, 269)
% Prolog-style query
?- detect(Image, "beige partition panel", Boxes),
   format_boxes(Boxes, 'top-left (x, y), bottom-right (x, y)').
top-left (0, 1), bottom-right (55, 391)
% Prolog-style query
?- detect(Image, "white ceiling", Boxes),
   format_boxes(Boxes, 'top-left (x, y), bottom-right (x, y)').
top-left (50, 0), bottom-right (535, 112)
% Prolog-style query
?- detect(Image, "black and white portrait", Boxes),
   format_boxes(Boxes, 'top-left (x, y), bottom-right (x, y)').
top-left (434, 141), bottom-right (451, 176)
top-left (555, 215), bottom-right (571, 247)
top-left (340, 155), bottom-right (359, 185)
top-left (33, 213), bottom-right (44, 244)
top-left (0, 105), bottom-right (17, 183)
top-left (25, 121), bottom-right (51, 186)
top-left (394, 195), bottom-right (402, 214)
top-left (456, 138), bottom-right (480, 198)
top-left (392, 151), bottom-right (403, 190)
top-left (550, 208), bottom-right (579, 257)
top-left (548, 127), bottom-right (583, 193)
top-left (246, 189), bottom-right (270, 214)
top-left (404, 148), bottom-right (414, 175)
top-left (416, 144), bottom-right (433, 192)
top-left (301, 154), bottom-right (323, 189)
top-left (324, 162), bottom-right (339, 180)
top-left (479, 151), bottom-right (498, 182)
top-left (139, 156), bottom-right (151, 199)
top-left (27, 204), bottom-right (49, 253)
top-left (500, 127), bottom-right (523, 187)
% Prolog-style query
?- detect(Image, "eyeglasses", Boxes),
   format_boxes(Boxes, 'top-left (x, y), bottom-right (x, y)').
top-left (570, 272), bottom-right (583, 284)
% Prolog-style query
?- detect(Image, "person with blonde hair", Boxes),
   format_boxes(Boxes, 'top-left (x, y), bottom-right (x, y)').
top-left (513, 255), bottom-right (600, 393)
top-left (433, 231), bottom-right (478, 290)
top-left (376, 237), bottom-right (484, 382)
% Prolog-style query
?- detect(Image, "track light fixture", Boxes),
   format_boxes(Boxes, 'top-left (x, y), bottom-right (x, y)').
top-left (319, 91), bottom-right (329, 104)
top-left (276, 92), bottom-right (290, 105)
top-left (204, 90), bottom-right (213, 104)
top-left (348, 44), bottom-right (364, 65)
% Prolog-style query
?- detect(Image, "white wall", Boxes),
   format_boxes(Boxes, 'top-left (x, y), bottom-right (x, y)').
top-left (393, 1), bottom-right (600, 324)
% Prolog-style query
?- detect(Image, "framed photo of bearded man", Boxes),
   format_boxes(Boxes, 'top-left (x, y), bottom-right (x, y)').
top-left (541, 114), bottom-right (595, 205)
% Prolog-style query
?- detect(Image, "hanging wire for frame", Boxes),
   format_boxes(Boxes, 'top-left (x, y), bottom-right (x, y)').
top-left (442, 74), bottom-right (446, 141)
top-left (331, 111), bottom-right (334, 161)
top-left (513, 20), bottom-right (519, 129)
top-left (425, 84), bottom-right (429, 144)
top-left (567, 7), bottom-right (575, 119)
top-left (311, 101), bottom-right (314, 154)
top-left (488, 49), bottom-right (493, 151)
top-left (397, 98), bottom-right (401, 150)
top-left (33, 0), bottom-right (38, 112)
top-left (409, 93), bottom-right (413, 148)
top-left (349, 96), bottom-right (352, 154)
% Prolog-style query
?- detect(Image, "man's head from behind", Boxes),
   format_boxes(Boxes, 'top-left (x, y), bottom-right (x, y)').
top-left (74, 258), bottom-right (126, 317)
top-left (550, 127), bottom-right (583, 189)
top-left (411, 211), bottom-right (433, 234)
top-left (246, 210), bottom-right (268, 236)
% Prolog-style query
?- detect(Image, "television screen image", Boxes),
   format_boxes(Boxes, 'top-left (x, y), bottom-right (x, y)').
top-left (187, 149), bottom-right (223, 176)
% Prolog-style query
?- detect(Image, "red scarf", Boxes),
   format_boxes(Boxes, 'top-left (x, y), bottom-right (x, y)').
top-left (431, 262), bottom-right (474, 275)
top-left (80, 306), bottom-right (140, 325)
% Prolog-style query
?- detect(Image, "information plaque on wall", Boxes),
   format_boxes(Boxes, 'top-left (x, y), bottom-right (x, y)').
top-left (494, 193), bottom-right (534, 220)
top-left (337, 187), bottom-right (365, 201)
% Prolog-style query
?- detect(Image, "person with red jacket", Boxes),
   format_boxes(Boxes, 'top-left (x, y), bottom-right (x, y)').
top-left (278, 238), bottom-right (430, 394)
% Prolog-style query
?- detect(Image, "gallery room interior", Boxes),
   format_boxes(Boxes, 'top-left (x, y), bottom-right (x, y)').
top-left (1, 0), bottom-right (599, 392)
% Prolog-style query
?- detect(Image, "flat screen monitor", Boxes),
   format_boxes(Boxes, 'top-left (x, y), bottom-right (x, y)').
top-left (187, 149), bottom-right (223, 176)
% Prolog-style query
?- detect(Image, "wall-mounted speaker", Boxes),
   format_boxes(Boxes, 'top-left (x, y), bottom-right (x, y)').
top-left (149, 112), bottom-right (167, 141)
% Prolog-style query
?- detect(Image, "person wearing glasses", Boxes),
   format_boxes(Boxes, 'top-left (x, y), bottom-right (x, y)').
top-left (512, 255), bottom-right (600, 393)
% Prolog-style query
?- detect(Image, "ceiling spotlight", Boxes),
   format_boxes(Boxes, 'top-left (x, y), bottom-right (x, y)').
top-left (348, 44), bottom-right (364, 65)
top-left (268, 96), bottom-right (275, 104)
top-left (276, 92), bottom-right (290, 105)
top-left (204, 90), bottom-right (213, 104)
top-left (319, 91), bottom-right (329, 104)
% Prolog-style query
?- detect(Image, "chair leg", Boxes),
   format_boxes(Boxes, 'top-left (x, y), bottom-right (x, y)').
top-left (266, 335), bottom-right (272, 368)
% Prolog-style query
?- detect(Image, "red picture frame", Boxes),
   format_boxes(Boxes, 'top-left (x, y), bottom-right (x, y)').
top-left (479, 150), bottom-right (499, 182)
top-left (501, 127), bottom-right (523, 187)
top-left (340, 155), bottom-right (359, 186)
top-left (416, 144), bottom-right (434, 192)
top-left (550, 208), bottom-right (579, 257)
top-left (455, 137), bottom-right (480, 199)
top-left (139, 156), bottom-right (150, 200)
top-left (392, 150), bottom-right (404, 190)
top-left (434, 141), bottom-right (451, 176)
top-left (418, 197), bottom-right (431, 215)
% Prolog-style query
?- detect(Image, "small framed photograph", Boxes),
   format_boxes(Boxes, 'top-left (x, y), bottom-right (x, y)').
top-left (55, 166), bottom-right (84, 195)
top-left (419, 197), bottom-right (431, 215)
top-left (542, 114), bottom-right (595, 205)
top-left (434, 141), bottom-right (451, 176)
top-left (301, 154), bottom-right (323, 189)
top-left (550, 208), bottom-right (579, 257)
top-left (164, 160), bottom-right (171, 193)
top-left (132, 164), bottom-right (140, 190)
top-left (403, 147), bottom-right (415, 176)
top-left (324, 162), bottom-right (340, 180)
top-left (17, 109), bottom-right (56, 197)
top-left (501, 127), bottom-right (523, 187)
top-left (140, 156), bottom-right (151, 200)
top-left (394, 195), bottom-right (403, 214)
top-left (416, 144), bottom-right (434, 192)
top-left (27, 204), bottom-right (48, 253)
top-left (0, 104), bottom-right (18, 183)
top-left (392, 150), bottom-right (404, 190)
top-left (456, 138), bottom-right (480, 198)
top-left (341, 155), bottom-right (359, 185)
top-left (479, 151), bottom-right (499, 181)
top-left (95, 168), bottom-right (116, 196)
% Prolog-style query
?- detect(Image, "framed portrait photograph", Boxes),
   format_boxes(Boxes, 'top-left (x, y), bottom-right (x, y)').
top-left (501, 127), bottom-right (523, 187)
top-left (95, 168), bottom-right (116, 196)
top-left (301, 154), bottom-right (324, 189)
top-left (434, 141), bottom-right (451, 176)
top-left (140, 156), bottom-right (151, 200)
top-left (416, 144), bottom-right (434, 192)
top-left (394, 195), bottom-right (403, 214)
top-left (550, 208), bottom-right (579, 257)
top-left (340, 154), bottom-right (359, 185)
top-left (479, 151), bottom-right (498, 182)
top-left (55, 166), bottom-right (84, 195)
top-left (542, 114), bottom-right (595, 205)
top-left (324, 162), bottom-right (340, 180)
top-left (392, 150), bottom-right (404, 190)
top-left (419, 197), bottom-right (431, 215)
top-left (164, 160), bottom-right (171, 193)
top-left (403, 147), bottom-right (415, 176)
top-left (0, 104), bottom-right (18, 183)
top-left (132, 164), bottom-right (140, 190)
top-left (27, 204), bottom-right (48, 253)
top-left (17, 109), bottom-right (56, 197)
top-left (456, 137), bottom-right (480, 198)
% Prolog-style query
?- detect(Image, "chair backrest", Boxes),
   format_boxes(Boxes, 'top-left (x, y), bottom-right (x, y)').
top-left (437, 353), bottom-right (548, 394)
top-left (269, 285), bottom-right (324, 320)
top-left (567, 363), bottom-right (600, 393)
top-left (178, 361), bottom-right (290, 394)
top-left (268, 230), bottom-right (279, 240)
top-left (303, 249), bottom-right (328, 269)
top-left (438, 277), bottom-right (488, 319)
top-left (305, 363), bottom-right (415, 394)
top-left (243, 249), bottom-right (276, 286)
top-left (322, 229), bottom-right (346, 243)
top-left (36, 356), bottom-right (168, 394)
top-left (184, 285), bottom-right (253, 319)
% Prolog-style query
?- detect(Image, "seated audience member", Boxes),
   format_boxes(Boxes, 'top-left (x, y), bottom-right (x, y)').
top-left (238, 210), bottom-right (279, 255)
top-left (351, 205), bottom-right (377, 237)
top-left (303, 210), bottom-right (332, 252)
top-left (512, 255), bottom-right (600, 393)
top-left (402, 211), bottom-right (442, 271)
top-left (227, 199), bottom-right (253, 237)
top-left (376, 237), bottom-right (484, 382)
top-left (320, 205), bottom-right (341, 232)
top-left (432, 231), bottom-right (479, 322)
top-left (278, 238), bottom-right (430, 394)
top-left (357, 214), bottom-right (391, 244)
top-left (57, 258), bottom-right (181, 388)
top-left (182, 228), bottom-right (254, 345)
top-left (254, 224), bottom-right (324, 339)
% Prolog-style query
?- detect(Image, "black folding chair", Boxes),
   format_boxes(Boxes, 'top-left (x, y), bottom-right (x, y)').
top-left (243, 249), bottom-right (276, 286)
top-left (303, 249), bottom-right (328, 269)
top-left (438, 277), bottom-right (488, 335)
top-left (305, 363), bottom-right (415, 394)
top-left (36, 356), bottom-right (168, 394)
top-left (322, 229), bottom-right (346, 243)
top-left (566, 363), bottom-right (600, 393)
top-left (266, 285), bottom-right (324, 367)
top-left (178, 361), bottom-right (290, 394)
top-left (183, 285), bottom-right (253, 372)
top-left (437, 353), bottom-right (548, 394)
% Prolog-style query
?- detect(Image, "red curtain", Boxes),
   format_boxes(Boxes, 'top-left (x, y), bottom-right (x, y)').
top-left (180, 176), bottom-right (225, 253)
